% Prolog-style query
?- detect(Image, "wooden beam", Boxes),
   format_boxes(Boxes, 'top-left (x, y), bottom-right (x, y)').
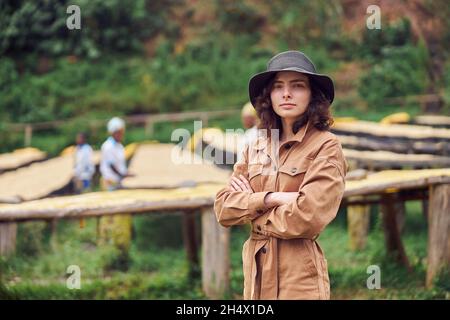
top-left (345, 174), bottom-right (450, 198)
top-left (342, 148), bottom-right (450, 170)
top-left (201, 207), bottom-right (229, 299)
top-left (380, 192), bottom-right (411, 270)
top-left (347, 196), bottom-right (371, 251)
top-left (0, 222), bottom-right (17, 256)
top-left (182, 211), bottom-right (200, 278)
top-left (0, 197), bottom-right (215, 223)
top-left (24, 125), bottom-right (33, 147)
top-left (426, 183), bottom-right (450, 288)
top-left (337, 134), bottom-right (450, 156)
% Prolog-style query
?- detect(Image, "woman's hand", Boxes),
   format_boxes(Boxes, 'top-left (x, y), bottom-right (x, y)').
top-left (229, 174), bottom-right (254, 193)
top-left (264, 192), bottom-right (298, 208)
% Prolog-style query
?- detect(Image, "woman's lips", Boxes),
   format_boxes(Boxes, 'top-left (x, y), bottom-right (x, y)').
top-left (280, 104), bottom-right (296, 109)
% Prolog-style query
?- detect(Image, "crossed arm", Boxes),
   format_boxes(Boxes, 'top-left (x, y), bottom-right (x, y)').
top-left (229, 174), bottom-right (298, 208)
top-left (215, 140), bottom-right (347, 239)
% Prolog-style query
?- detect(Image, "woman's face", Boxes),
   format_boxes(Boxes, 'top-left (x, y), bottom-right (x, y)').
top-left (270, 71), bottom-right (311, 120)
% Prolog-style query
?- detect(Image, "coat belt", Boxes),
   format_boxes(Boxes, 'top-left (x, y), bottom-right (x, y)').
top-left (249, 232), bottom-right (278, 299)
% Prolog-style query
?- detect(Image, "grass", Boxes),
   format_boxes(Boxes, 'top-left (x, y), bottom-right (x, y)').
top-left (0, 200), bottom-right (448, 300)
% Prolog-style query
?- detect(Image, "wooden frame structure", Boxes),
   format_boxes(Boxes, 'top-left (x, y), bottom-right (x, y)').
top-left (1, 168), bottom-right (449, 295)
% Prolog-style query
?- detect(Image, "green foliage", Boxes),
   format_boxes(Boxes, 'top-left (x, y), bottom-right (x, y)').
top-left (215, 1), bottom-right (264, 37)
top-left (360, 18), bottom-right (413, 60)
top-left (356, 18), bottom-right (429, 110)
top-left (133, 215), bottom-right (185, 250)
top-left (149, 37), bottom-right (269, 113)
top-left (267, 0), bottom-right (343, 50)
top-left (0, 0), bottom-right (180, 58)
top-left (358, 41), bottom-right (429, 109)
top-left (16, 221), bottom-right (48, 257)
top-left (443, 61), bottom-right (450, 110)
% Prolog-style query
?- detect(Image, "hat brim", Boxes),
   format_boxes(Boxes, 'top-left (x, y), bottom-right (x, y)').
top-left (248, 67), bottom-right (335, 107)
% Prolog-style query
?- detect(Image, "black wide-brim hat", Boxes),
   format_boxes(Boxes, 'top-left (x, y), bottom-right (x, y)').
top-left (248, 51), bottom-right (335, 106)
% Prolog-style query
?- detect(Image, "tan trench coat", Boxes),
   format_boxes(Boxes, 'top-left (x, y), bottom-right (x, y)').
top-left (214, 120), bottom-right (347, 300)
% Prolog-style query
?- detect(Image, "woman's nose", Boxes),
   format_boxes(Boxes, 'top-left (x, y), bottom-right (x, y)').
top-left (283, 88), bottom-right (292, 99)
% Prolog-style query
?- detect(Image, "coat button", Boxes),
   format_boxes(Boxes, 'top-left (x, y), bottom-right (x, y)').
top-left (257, 225), bottom-right (262, 231)
top-left (261, 247), bottom-right (267, 254)
top-left (291, 167), bottom-right (297, 173)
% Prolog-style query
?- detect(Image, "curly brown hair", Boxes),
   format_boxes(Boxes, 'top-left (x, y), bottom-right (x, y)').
top-left (254, 74), bottom-right (333, 135)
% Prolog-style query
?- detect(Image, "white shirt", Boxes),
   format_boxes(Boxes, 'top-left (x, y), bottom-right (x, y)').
top-left (100, 137), bottom-right (127, 183)
top-left (74, 144), bottom-right (95, 180)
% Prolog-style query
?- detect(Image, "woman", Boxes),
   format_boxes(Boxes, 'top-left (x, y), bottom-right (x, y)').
top-left (214, 51), bottom-right (347, 300)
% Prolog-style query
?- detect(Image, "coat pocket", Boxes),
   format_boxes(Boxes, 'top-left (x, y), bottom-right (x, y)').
top-left (299, 239), bottom-right (319, 278)
top-left (278, 158), bottom-right (311, 191)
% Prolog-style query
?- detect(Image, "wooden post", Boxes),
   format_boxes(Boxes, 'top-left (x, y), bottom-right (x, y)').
top-left (422, 198), bottom-right (429, 220)
top-left (426, 183), bottom-right (450, 288)
top-left (50, 219), bottom-right (58, 251)
top-left (24, 125), bottom-right (33, 147)
top-left (145, 118), bottom-right (154, 137)
top-left (201, 206), bottom-right (229, 299)
top-left (380, 192), bottom-right (411, 269)
top-left (0, 222), bottom-right (17, 256)
top-left (182, 211), bottom-right (199, 278)
top-left (347, 196), bottom-right (371, 251)
top-left (200, 114), bottom-right (209, 128)
top-left (396, 199), bottom-right (406, 234)
top-left (346, 164), bottom-right (371, 251)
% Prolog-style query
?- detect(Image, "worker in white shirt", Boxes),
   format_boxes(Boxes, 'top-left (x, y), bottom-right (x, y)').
top-left (73, 132), bottom-right (95, 194)
top-left (98, 117), bottom-right (134, 269)
top-left (100, 117), bottom-right (131, 190)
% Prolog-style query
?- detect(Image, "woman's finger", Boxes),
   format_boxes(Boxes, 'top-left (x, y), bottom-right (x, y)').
top-left (230, 180), bottom-right (242, 191)
top-left (232, 176), bottom-right (246, 191)
top-left (239, 175), bottom-right (253, 192)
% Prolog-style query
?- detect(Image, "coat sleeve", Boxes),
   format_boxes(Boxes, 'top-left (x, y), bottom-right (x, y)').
top-left (260, 139), bottom-right (347, 239)
top-left (214, 144), bottom-right (271, 227)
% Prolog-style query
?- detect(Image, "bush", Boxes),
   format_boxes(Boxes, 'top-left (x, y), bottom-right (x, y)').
top-left (359, 18), bottom-right (413, 60)
top-left (0, 0), bottom-right (179, 58)
top-left (358, 42), bottom-right (429, 109)
top-left (16, 222), bottom-right (48, 257)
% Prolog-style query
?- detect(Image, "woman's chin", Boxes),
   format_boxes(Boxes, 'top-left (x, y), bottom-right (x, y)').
top-left (276, 110), bottom-right (303, 119)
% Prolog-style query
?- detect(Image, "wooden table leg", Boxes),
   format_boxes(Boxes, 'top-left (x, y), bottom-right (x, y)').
top-left (347, 196), bottom-right (371, 251)
top-left (201, 206), bottom-right (230, 299)
top-left (426, 183), bottom-right (450, 288)
top-left (0, 222), bottom-right (17, 256)
top-left (380, 192), bottom-right (411, 270)
top-left (182, 211), bottom-right (200, 278)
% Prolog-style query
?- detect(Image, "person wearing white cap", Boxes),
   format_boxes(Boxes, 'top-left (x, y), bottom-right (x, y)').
top-left (100, 117), bottom-right (129, 188)
top-left (98, 117), bottom-right (133, 268)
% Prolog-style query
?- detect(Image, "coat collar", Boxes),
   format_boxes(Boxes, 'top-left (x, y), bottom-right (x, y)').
top-left (252, 119), bottom-right (312, 151)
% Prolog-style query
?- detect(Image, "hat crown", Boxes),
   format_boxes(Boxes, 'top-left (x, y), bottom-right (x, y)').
top-left (267, 51), bottom-right (316, 73)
